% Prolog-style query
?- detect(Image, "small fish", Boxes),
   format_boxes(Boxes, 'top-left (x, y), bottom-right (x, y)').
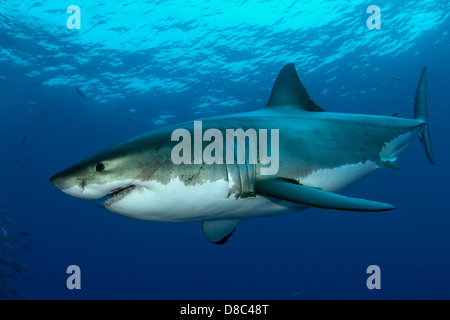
top-left (10, 258), bottom-right (31, 272)
top-left (241, 260), bottom-right (251, 266)
top-left (75, 84), bottom-right (87, 99)
top-left (11, 265), bottom-right (26, 279)
top-left (0, 226), bottom-right (11, 247)
top-left (9, 288), bottom-right (19, 299)
top-left (21, 136), bottom-right (27, 144)
top-left (18, 231), bottom-right (33, 236)
top-left (0, 220), bottom-right (17, 227)
top-left (126, 116), bottom-right (139, 126)
top-left (8, 257), bottom-right (30, 279)
top-left (57, 279), bottom-right (67, 287)
top-left (11, 157), bottom-right (21, 165)
top-left (388, 75), bottom-right (404, 82)
top-left (289, 290), bottom-right (304, 298)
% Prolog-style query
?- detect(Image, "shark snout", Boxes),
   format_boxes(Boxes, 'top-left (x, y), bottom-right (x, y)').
top-left (50, 172), bottom-right (88, 199)
top-left (50, 172), bottom-right (72, 191)
top-left (50, 169), bottom-right (125, 200)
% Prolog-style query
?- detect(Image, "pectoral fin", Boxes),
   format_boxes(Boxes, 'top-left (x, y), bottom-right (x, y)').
top-left (255, 179), bottom-right (394, 212)
top-left (202, 219), bottom-right (242, 244)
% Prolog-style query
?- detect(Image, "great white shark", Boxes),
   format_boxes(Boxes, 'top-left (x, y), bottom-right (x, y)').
top-left (50, 64), bottom-right (434, 244)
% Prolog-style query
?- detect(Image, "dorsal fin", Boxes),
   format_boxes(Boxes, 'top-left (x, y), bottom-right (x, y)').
top-left (266, 63), bottom-right (323, 112)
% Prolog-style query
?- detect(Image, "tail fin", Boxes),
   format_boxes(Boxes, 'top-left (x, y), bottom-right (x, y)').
top-left (414, 67), bottom-right (435, 164)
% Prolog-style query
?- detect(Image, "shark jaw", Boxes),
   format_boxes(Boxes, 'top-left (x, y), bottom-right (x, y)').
top-left (54, 178), bottom-right (140, 203)
top-left (104, 185), bottom-right (143, 208)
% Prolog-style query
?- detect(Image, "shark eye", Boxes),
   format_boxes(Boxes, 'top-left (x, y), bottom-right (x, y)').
top-left (95, 163), bottom-right (105, 172)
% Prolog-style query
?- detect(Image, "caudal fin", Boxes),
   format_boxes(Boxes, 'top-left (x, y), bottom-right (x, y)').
top-left (414, 67), bottom-right (435, 164)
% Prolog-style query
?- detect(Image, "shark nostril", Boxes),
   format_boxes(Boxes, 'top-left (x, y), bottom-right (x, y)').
top-left (74, 178), bottom-right (86, 190)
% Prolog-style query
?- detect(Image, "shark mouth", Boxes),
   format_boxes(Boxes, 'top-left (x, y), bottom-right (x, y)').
top-left (104, 185), bottom-right (140, 208)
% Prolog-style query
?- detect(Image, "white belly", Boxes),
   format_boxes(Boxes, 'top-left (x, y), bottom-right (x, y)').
top-left (106, 177), bottom-right (299, 222)
top-left (300, 161), bottom-right (379, 193)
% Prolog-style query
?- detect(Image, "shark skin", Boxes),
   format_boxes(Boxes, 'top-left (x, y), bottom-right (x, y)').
top-left (50, 64), bottom-right (434, 244)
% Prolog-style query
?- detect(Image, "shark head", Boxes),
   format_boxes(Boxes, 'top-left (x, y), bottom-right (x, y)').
top-left (50, 129), bottom-right (232, 222)
top-left (50, 134), bottom-right (168, 208)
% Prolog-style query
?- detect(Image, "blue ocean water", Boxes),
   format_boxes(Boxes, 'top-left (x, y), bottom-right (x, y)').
top-left (0, 0), bottom-right (449, 300)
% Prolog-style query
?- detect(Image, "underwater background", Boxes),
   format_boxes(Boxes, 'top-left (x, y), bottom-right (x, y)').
top-left (0, 0), bottom-right (449, 300)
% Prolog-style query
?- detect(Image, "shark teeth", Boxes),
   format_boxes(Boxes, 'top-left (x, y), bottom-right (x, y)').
top-left (104, 185), bottom-right (139, 208)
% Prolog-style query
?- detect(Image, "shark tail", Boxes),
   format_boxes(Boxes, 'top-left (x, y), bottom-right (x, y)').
top-left (414, 67), bottom-right (435, 164)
